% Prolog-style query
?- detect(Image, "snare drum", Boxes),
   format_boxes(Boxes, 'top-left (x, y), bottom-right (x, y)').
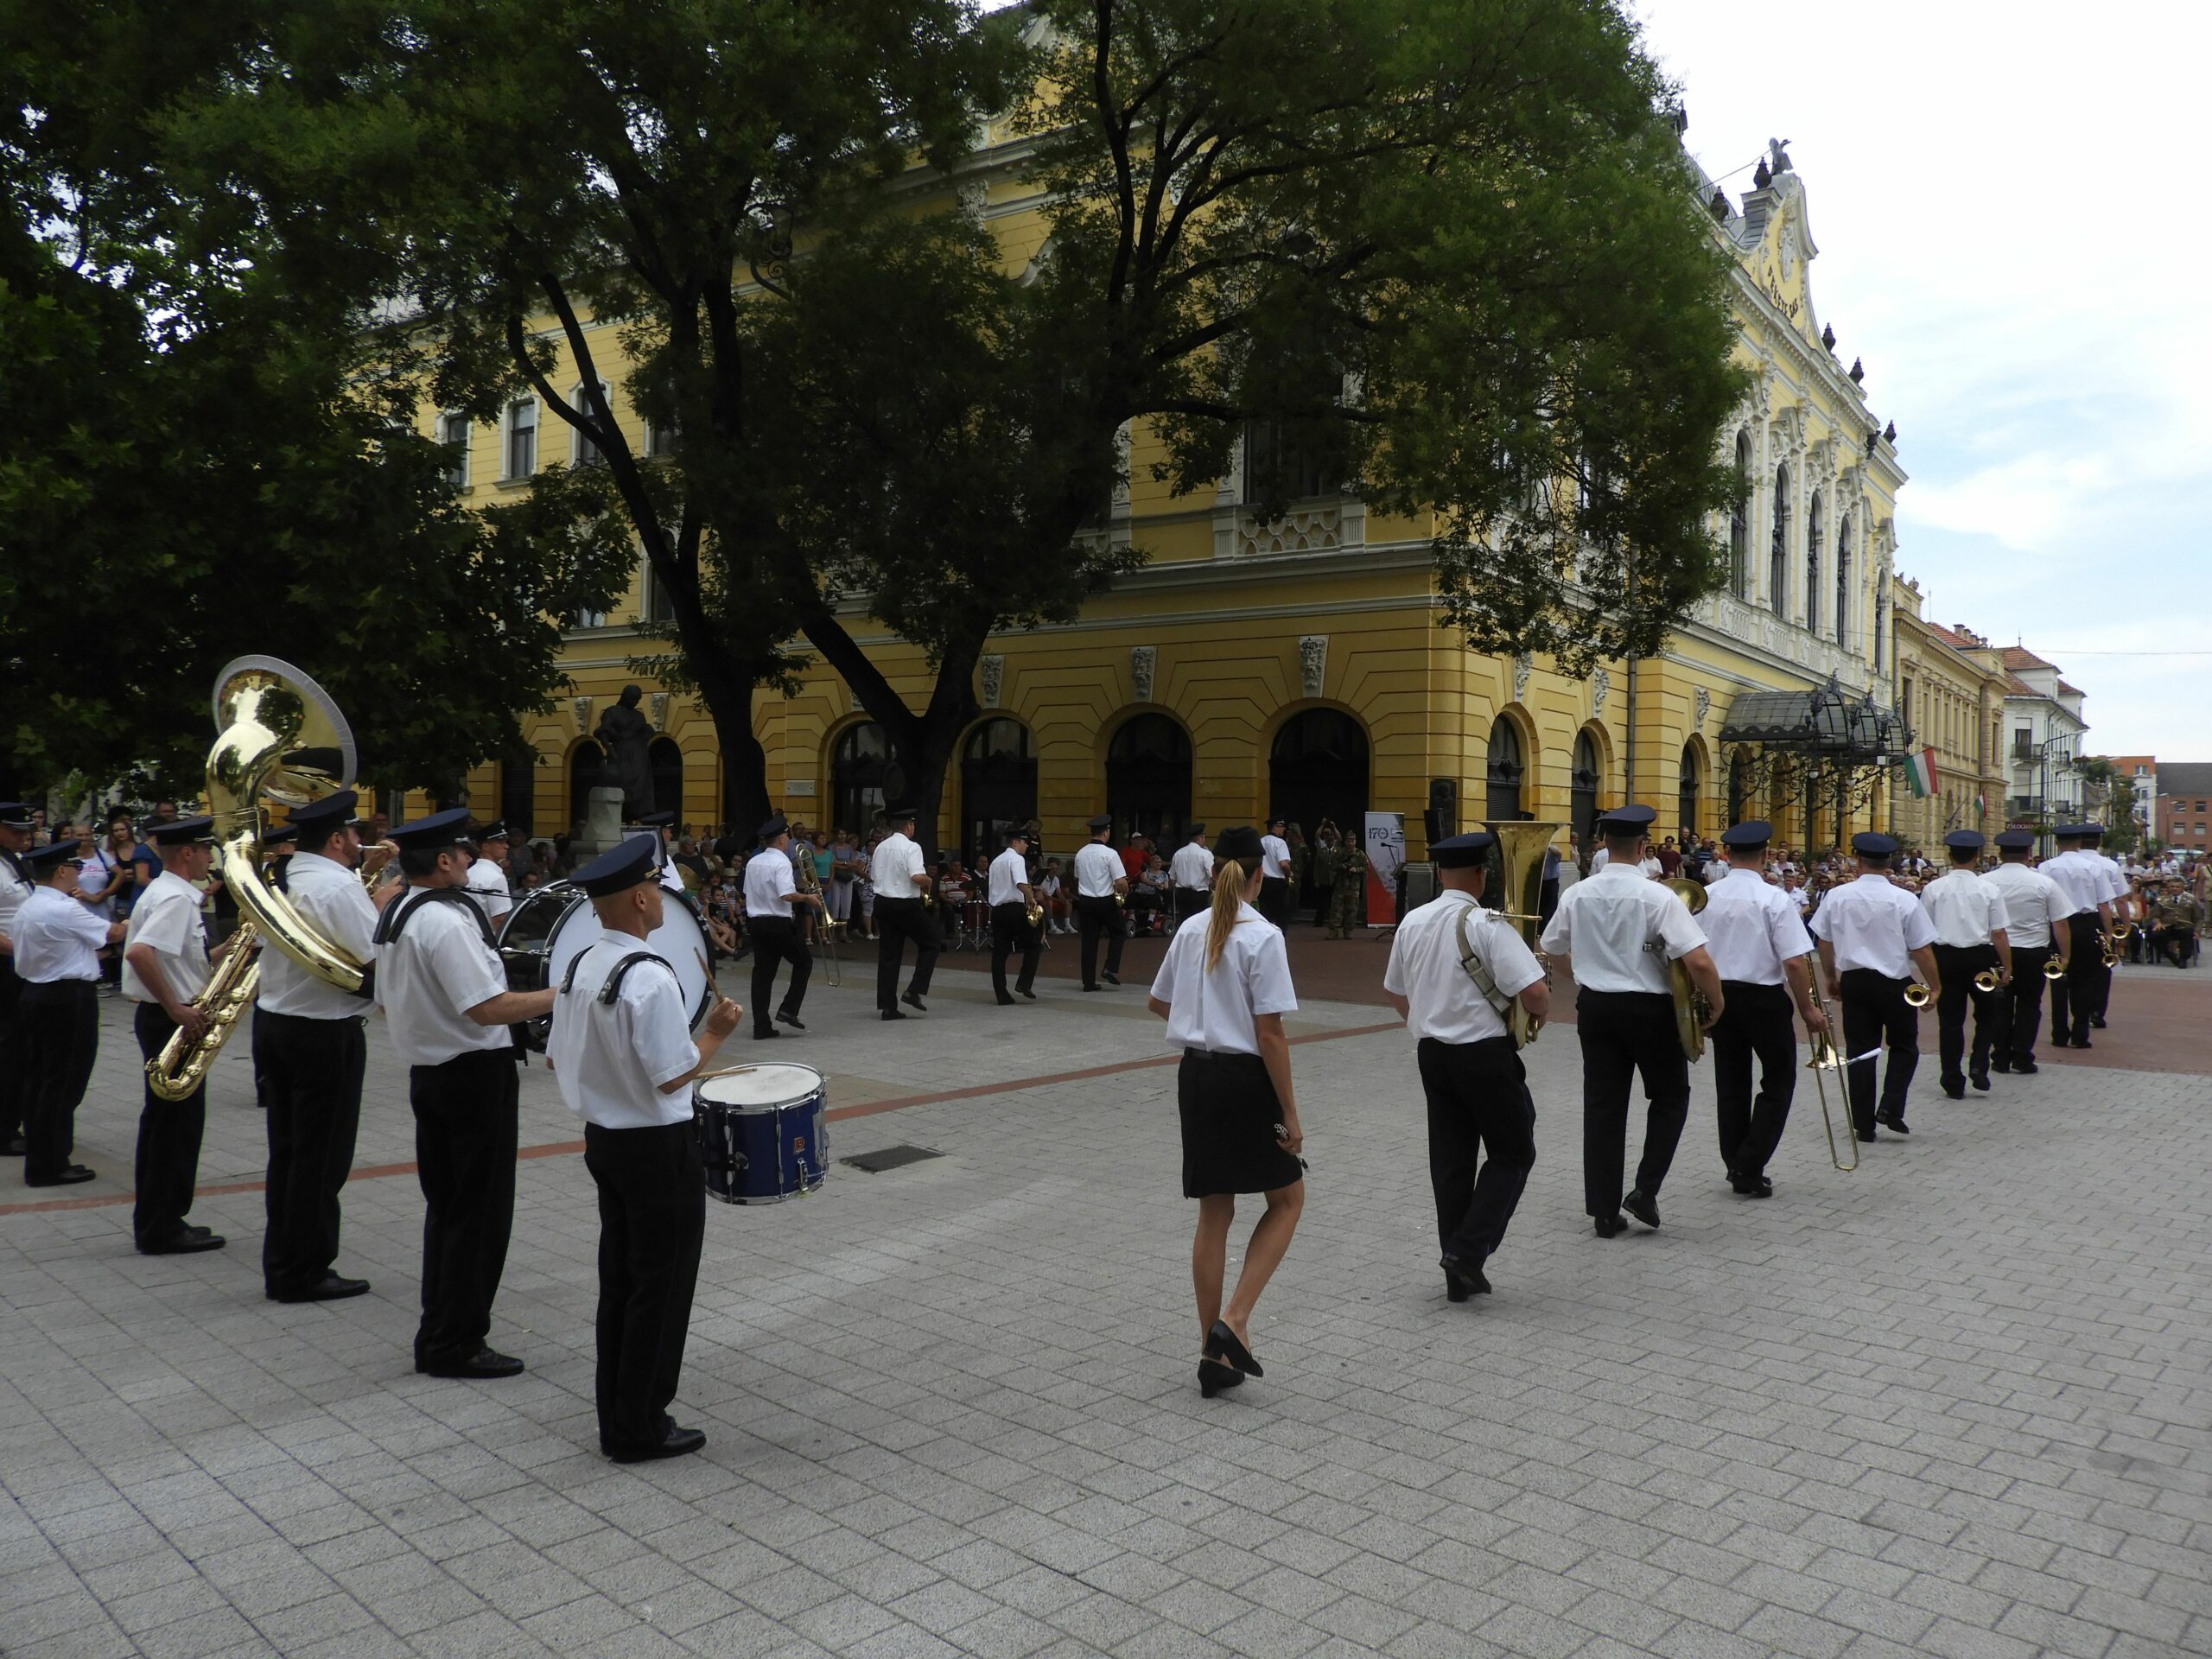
top-left (498, 880), bottom-right (715, 1050)
top-left (695, 1064), bottom-right (828, 1205)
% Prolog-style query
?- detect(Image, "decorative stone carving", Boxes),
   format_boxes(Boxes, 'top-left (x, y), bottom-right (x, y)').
top-left (1298, 635), bottom-right (1327, 699)
top-left (979, 653), bottom-right (1003, 709)
top-left (956, 177), bottom-right (987, 219)
top-left (1591, 667), bottom-right (1609, 715)
top-left (1512, 653), bottom-right (1532, 702)
top-left (1694, 686), bottom-right (1712, 732)
top-left (1130, 645), bottom-right (1156, 703)
top-left (571, 696), bottom-right (593, 735)
top-left (1238, 505), bottom-right (1342, 558)
top-left (647, 691), bottom-right (670, 732)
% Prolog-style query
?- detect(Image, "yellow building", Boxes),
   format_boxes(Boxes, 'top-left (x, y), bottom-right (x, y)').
top-left (1887, 577), bottom-right (2008, 853)
top-left (435, 137), bottom-right (1907, 883)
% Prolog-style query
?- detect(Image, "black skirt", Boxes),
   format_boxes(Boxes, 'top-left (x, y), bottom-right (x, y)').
top-left (1178, 1049), bottom-right (1304, 1198)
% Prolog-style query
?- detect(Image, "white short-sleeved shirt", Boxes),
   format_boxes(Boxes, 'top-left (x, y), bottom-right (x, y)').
top-left (1260, 835), bottom-right (1290, 880)
top-left (77, 848), bottom-right (125, 916)
top-left (743, 847), bottom-right (797, 919)
top-left (548, 929), bottom-right (698, 1128)
top-left (1383, 893), bottom-right (1542, 1045)
top-left (988, 847), bottom-right (1031, 906)
top-left (1808, 873), bottom-right (1937, 977)
top-left (257, 851), bottom-right (380, 1019)
top-left (1170, 842), bottom-right (1214, 891)
top-left (124, 871), bottom-right (211, 1005)
top-left (1919, 870), bottom-right (2011, 949)
top-left (1149, 901), bottom-right (1297, 1055)
top-left (1539, 865), bottom-right (1707, 995)
top-left (870, 831), bottom-right (927, 900)
top-left (1589, 846), bottom-right (1609, 873)
top-left (15, 886), bottom-right (110, 982)
top-left (2040, 851), bottom-right (2109, 917)
top-left (376, 889), bottom-right (512, 1065)
top-left (0, 849), bottom-right (32, 940)
top-left (463, 855), bottom-right (513, 926)
top-left (1982, 861), bottom-right (2076, 949)
top-left (1074, 841), bottom-right (1122, 899)
top-left (1699, 868), bottom-right (1814, 986)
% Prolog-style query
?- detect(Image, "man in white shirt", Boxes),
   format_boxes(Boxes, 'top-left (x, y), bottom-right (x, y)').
top-left (741, 814), bottom-right (818, 1039)
top-left (549, 836), bottom-right (741, 1463)
top-left (16, 841), bottom-right (129, 1186)
top-left (1700, 822), bottom-right (1827, 1198)
top-left (2041, 826), bottom-right (2115, 1051)
top-left (1258, 817), bottom-right (1293, 926)
top-left (123, 817), bottom-right (234, 1254)
top-left (639, 810), bottom-right (688, 894)
top-left (1809, 833), bottom-right (1942, 1141)
top-left (1072, 814), bottom-right (1129, 990)
top-left (373, 810), bottom-right (556, 1380)
top-left (463, 821), bottom-right (515, 927)
top-left (1539, 804), bottom-right (1723, 1236)
top-left (0, 800), bottom-right (37, 1157)
top-left (869, 804), bottom-right (938, 1020)
top-left (1982, 830), bottom-right (2075, 1073)
top-left (1169, 824), bottom-right (1214, 930)
top-left (1919, 830), bottom-right (2013, 1098)
top-left (2082, 826), bottom-right (2129, 1032)
top-left (987, 827), bottom-right (1043, 1005)
top-left (1383, 833), bottom-right (1548, 1300)
top-left (257, 790), bottom-right (396, 1302)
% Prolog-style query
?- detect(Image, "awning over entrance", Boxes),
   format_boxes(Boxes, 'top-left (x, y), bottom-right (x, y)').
top-left (1717, 685), bottom-right (1908, 761)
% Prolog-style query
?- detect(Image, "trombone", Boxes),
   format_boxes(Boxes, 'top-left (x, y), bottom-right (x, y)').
top-left (1802, 955), bottom-right (1855, 1173)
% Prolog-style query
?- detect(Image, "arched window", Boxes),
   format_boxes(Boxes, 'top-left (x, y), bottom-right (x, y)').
top-left (1484, 715), bottom-right (1524, 822)
top-left (1269, 710), bottom-right (1370, 865)
top-left (1678, 743), bottom-right (1701, 842)
top-left (831, 722), bottom-right (890, 836)
top-left (648, 737), bottom-right (683, 820)
top-left (568, 739), bottom-right (606, 831)
top-left (1728, 431), bottom-right (1751, 598)
top-left (1571, 731), bottom-right (1600, 851)
top-left (1834, 512), bottom-right (1852, 647)
top-left (1805, 494), bottom-right (1823, 636)
top-left (1770, 464), bottom-right (1789, 616)
top-left (960, 718), bottom-right (1036, 865)
top-left (1106, 714), bottom-right (1192, 847)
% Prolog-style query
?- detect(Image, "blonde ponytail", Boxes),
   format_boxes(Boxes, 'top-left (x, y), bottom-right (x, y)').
top-left (1205, 856), bottom-right (1262, 972)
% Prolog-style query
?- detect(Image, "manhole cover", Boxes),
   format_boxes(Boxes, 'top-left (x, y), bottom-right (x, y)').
top-left (841, 1145), bottom-right (944, 1174)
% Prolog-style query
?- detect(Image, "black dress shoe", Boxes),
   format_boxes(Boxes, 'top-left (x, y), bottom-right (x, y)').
top-left (880, 1008), bottom-right (906, 1021)
top-left (421, 1346), bottom-right (525, 1381)
top-left (1102, 971), bottom-right (1120, 986)
top-left (995, 994), bottom-right (1017, 1007)
top-left (1941, 1080), bottom-right (1966, 1100)
top-left (1441, 1255), bottom-right (1490, 1302)
top-left (1969, 1071), bottom-right (1991, 1092)
top-left (1729, 1173), bottom-right (1772, 1198)
top-left (776, 1009), bottom-right (805, 1030)
top-left (900, 990), bottom-right (926, 1012)
top-left (1019, 988), bottom-right (1037, 1001)
top-left (2012, 1059), bottom-right (2039, 1075)
top-left (2069, 1038), bottom-right (2093, 1050)
top-left (2089, 1016), bottom-right (2107, 1029)
top-left (1622, 1190), bottom-right (1661, 1229)
top-left (25, 1165), bottom-right (96, 1187)
top-left (139, 1228), bottom-right (226, 1255)
top-left (1593, 1213), bottom-right (1627, 1239)
top-left (272, 1274), bottom-right (371, 1303)
top-left (1875, 1114), bottom-right (1910, 1135)
top-left (1990, 1058), bottom-right (2012, 1074)
top-left (609, 1423), bottom-right (707, 1464)
top-left (753, 1027), bottom-right (780, 1040)
top-left (1, 1135), bottom-right (24, 1156)
top-left (1081, 984), bottom-right (1103, 992)
top-left (1856, 1129), bottom-right (1877, 1143)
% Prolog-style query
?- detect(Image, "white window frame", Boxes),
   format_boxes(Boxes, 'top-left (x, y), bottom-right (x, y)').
top-left (503, 397), bottom-right (538, 481)
top-left (570, 378), bottom-right (614, 468)
top-left (439, 412), bottom-right (471, 489)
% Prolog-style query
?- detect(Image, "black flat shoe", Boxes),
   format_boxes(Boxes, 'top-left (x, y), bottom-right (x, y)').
top-left (1876, 1115), bottom-right (1910, 1135)
top-left (420, 1346), bottom-right (525, 1381)
top-left (1969, 1072), bottom-right (1991, 1092)
top-left (25, 1165), bottom-right (96, 1187)
top-left (901, 990), bottom-right (926, 1012)
top-left (1623, 1190), bottom-right (1661, 1229)
top-left (1441, 1255), bottom-right (1490, 1302)
top-left (1102, 971), bottom-right (1120, 986)
top-left (1856, 1128), bottom-right (1877, 1143)
top-left (1941, 1081), bottom-right (1966, 1100)
top-left (753, 1027), bottom-right (780, 1040)
top-left (609, 1423), bottom-right (707, 1464)
top-left (1019, 988), bottom-right (1037, 1000)
top-left (1205, 1319), bottom-right (1263, 1377)
top-left (2069, 1038), bottom-right (2093, 1050)
top-left (1198, 1357), bottom-right (1244, 1398)
top-left (1593, 1213), bottom-right (1627, 1239)
top-left (995, 995), bottom-right (1017, 1006)
top-left (776, 1010), bottom-right (806, 1030)
top-left (1081, 984), bottom-right (1103, 992)
top-left (1729, 1174), bottom-right (1772, 1198)
top-left (272, 1274), bottom-right (370, 1303)
top-left (880, 1008), bottom-right (907, 1021)
top-left (139, 1229), bottom-right (226, 1255)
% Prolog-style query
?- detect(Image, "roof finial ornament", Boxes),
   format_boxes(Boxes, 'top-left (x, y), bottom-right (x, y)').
top-left (1751, 157), bottom-right (1771, 189)
top-left (1708, 187), bottom-right (1730, 221)
top-left (1883, 421), bottom-right (1897, 443)
top-left (1848, 358), bottom-right (1865, 384)
top-left (1821, 323), bottom-right (1836, 351)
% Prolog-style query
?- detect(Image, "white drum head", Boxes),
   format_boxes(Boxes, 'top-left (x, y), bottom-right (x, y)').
top-left (543, 887), bottom-right (715, 1032)
top-left (698, 1064), bottom-right (824, 1108)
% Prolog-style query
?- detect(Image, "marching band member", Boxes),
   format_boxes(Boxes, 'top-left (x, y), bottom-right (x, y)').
top-left (1700, 821), bottom-right (1826, 1198)
top-left (1382, 832), bottom-right (1547, 1300)
top-left (1073, 814), bottom-right (1128, 991)
top-left (0, 801), bottom-right (35, 1157)
top-left (2082, 826), bottom-right (2128, 1030)
top-left (462, 821), bottom-right (515, 927)
top-left (2043, 826), bottom-right (2113, 1051)
top-left (1258, 817), bottom-right (1293, 926)
top-left (548, 836), bottom-right (741, 1462)
top-left (257, 791), bottom-right (395, 1302)
top-left (869, 805), bottom-right (939, 1020)
top-left (1809, 833), bottom-right (1941, 1141)
top-left (16, 840), bottom-right (128, 1186)
top-left (1982, 830), bottom-right (2075, 1072)
top-left (1539, 804), bottom-right (1722, 1236)
top-left (987, 827), bottom-right (1043, 1006)
top-left (741, 814), bottom-right (817, 1039)
top-left (1918, 830), bottom-right (2012, 1098)
top-left (1169, 824), bottom-right (1213, 931)
top-left (123, 817), bottom-right (231, 1253)
top-left (373, 810), bottom-right (555, 1378)
top-left (1147, 827), bottom-right (1304, 1396)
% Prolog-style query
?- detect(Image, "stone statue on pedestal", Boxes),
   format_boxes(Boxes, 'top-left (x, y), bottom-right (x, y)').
top-left (594, 683), bottom-right (655, 819)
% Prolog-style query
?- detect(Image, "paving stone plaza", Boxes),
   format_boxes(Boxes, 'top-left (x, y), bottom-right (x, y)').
top-left (3, 950), bottom-right (2208, 1659)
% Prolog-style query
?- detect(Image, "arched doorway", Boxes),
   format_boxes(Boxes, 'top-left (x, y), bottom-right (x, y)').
top-left (831, 722), bottom-right (890, 836)
top-left (1677, 742), bottom-right (1702, 843)
top-left (568, 740), bottom-right (606, 833)
top-left (961, 718), bottom-right (1036, 865)
top-left (1571, 731), bottom-right (1601, 854)
top-left (648, 737), bottom-right (683, 822)
top-left (1484, 715), bottom-right (1526, 823)
top-left (1105, 714), bottom-right (1191, 848)
top-left (1269, 709), bottom-right (1369, 880)
top-left (499, 753), bottom-right (537, 838)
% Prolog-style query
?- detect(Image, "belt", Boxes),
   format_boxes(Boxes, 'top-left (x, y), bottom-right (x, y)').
top-left (1184, 1046), bottom-right (1260, 1060)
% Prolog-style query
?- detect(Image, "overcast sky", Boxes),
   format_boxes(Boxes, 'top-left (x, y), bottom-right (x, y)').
top-left (1634, 1), bottom-right (2210, 761)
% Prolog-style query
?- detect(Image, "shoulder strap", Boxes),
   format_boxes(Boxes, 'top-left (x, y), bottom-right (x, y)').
top-left (373, 885), bottom-right (499, 950)
top-left (597, 950), bottom-right (675, 1006)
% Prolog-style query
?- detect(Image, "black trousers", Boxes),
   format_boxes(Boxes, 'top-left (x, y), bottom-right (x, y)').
top-left (2050, 914), bottom-right (2102, 1043)
top-left (1076, 894), bottom-right (1125, 987)
top-left (2152, 926), bottom-right (2196, 968)
top-left (747, 916), bottom-right (810, 1033)
top-left (257, 1010), bottom-right (366, 1297)
top-left (1257, 875), bottom-right (1290, 926)
top-left (1931, 943), bottom-right (2001, 1086)
top-left (21, 980), bottom-right (97, 1182)
top-left (131, 1004), bottom-right (207, 1247)
top-left (410, 1048), bottom-right (518, 1368)
top-left (1574, 989), bottom-right (1688, 1217)
top-left (1174, 888), bottom-right (1207, 927)
top-left (584, 1119), bottom-right (705, 1454)
top-left (1711, 982), bottom-right (1796, 1181)
top-left (1840, 968), bottom-right (1916, 1135)
top-left (873, 898), bottom-right (941, 1010)
top-left (1310, 882), bottom-right (1332, 925)
top-left (1416, 1037), bottom-right (1535, 1264)
top-left (989, 902), bottom-right (1042, 999)
top-left (0, 955), bottom-right (22, 1143)
top-left (2000, 945), bottom-right (2053, 1064)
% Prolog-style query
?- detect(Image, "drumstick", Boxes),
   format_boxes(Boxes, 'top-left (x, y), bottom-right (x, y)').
top-left (697, 948), bottom-right (714, 982)
top-left (695, 1065), bottom-right (760, 1082)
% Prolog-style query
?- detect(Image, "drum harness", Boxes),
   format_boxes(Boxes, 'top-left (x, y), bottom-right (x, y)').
top-left (558, 946), bottom-right (677, 1006)
top-left (375, 886), bottom-right (530, 1058)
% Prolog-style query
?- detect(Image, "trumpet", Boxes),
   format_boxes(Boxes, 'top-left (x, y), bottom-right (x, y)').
top-left (1904, 982), bottom-right (1932, 1008)
top-left (1802, 957), bottom-right (1856, 1173)
top-left (2100, 929), bottom-right (2126, 968)
top-left (1973, 967), bottom-right (2003, 994)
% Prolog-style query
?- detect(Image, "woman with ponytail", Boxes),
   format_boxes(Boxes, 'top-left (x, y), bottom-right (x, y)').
top-left (1146, 826), bottom-right (1306, 1397)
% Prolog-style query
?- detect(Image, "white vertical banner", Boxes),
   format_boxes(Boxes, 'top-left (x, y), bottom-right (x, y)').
top-left (1363, 812), bottom-right (1405, 925)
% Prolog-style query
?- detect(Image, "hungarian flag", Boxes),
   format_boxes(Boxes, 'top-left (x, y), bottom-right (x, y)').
top-left (1904, 747), bottom-right (1937, 799)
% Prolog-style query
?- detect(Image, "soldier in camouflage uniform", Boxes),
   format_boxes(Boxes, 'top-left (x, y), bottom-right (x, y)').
top-left (1326, 842), bottom-right (1367, 938)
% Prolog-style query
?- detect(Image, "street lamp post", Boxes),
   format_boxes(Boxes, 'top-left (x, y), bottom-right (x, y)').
top-left (2035, 731), bottom-right (2074, 857)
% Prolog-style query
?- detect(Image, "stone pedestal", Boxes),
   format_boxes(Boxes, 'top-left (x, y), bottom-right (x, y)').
top-left (582, 786), bottom-right (626, 856)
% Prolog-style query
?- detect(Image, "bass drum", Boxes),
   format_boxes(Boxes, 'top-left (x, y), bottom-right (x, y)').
top-left (497, 880), bottom-right (715, 1050)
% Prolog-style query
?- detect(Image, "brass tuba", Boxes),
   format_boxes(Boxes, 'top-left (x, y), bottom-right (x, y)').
top-left (146, 658), bottom-right (370, 1101)
top-left (1478, 820), bottom-right (1567, 1047)
top-left (1657, 876), bottom-right (1713, 1060)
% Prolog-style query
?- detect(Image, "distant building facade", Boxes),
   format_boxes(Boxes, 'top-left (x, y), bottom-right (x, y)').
top-left (1887, 577), bottom-right (2005, 853)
